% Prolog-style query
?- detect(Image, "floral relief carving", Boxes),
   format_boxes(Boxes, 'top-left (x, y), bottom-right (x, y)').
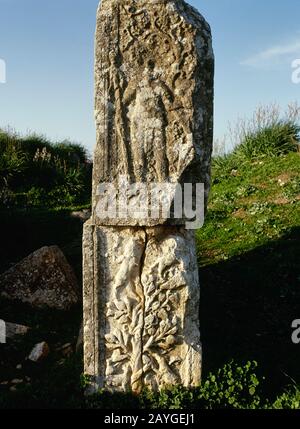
top-left (104, 230), bottom-right (193, 392)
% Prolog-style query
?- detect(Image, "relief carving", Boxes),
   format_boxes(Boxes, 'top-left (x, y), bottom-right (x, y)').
top-left (93, 0), bottom-right (214, 213)
top-left (101, 227), bottom-right (198, 393)
top-left (83, 0), bottom-right (213, 394)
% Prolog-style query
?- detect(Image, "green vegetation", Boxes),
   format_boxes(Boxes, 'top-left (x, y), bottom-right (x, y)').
top-left (198, 152), bottom-right (300, 266)
top-left (0, 129), bottom-right (92, 208)
top-left (196, 105), bottom-right (300, 406)
top-left (1, 353), bottom-right (299, 409)
top-left (0, 104), bottom-right (300, 409)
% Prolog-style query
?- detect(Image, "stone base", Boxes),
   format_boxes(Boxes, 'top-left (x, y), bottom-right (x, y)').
top-left (83, 220), bottom-right (201, 394)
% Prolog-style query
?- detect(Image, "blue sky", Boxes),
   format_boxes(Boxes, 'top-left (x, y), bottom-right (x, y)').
top-left (0, 0), bottom-right (300, 154)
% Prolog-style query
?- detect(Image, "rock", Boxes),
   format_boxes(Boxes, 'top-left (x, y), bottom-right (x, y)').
top-left (28, 342), bottom-right (50, 362)
top-left (0, 246), bottom-right (80, 310)
top-left (11, 379), bottom-right (23, 385)
top-left (92, 0), bottom-right (214, 226)
top-left (56, 343), bottom-right (73, 357)
top-left (9, 386), bottom-right (17, 392)
top-left (71, 209), bottom-right (91, 223)
top-left (16, 364), bottom-right (22, 370)
top-left (83, 0), bottom-right (213, 394)
top-left (5, 322), bottom-right (30, 340)
top-left (84, 223), bottom-right (202, 393)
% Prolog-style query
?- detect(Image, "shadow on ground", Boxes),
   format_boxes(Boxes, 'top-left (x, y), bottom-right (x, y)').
top-left (0, 209), bottom-right (83, 280)
top-left (200, 226), bottom-right (300, 398)
top-left (1, 209), bottom-right (300, 405)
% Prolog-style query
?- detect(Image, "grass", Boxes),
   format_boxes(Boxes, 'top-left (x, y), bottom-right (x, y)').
top-left (0, 108), bottom-right (300, 409)
top-left (0, 129), bottom-right (92, 208)
top-left (198, 152), bottom-right (300, 266)
top-left (197, 147), bottom-right (300, 403)
top-left (234, 121), bottom-right (299, 159)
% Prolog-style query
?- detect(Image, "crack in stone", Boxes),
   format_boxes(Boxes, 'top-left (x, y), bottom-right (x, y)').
top-left (136, 227), bottom-right (148, 394)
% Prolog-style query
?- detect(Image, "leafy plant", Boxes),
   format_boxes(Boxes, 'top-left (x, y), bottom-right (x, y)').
top-left (84, 361), bottom-right (263, 410)
top-left (0, 139), bottom-right (27, 187)
top-left (198, 361), bottom-right (261, 409)
top-left (271, 386), bottom-right (300, 409)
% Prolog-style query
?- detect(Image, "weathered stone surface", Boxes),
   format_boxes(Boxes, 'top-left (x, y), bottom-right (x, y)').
top-left (71, 209), bottom-right (91, 223)
top-left (83, 220), bottom-right (201, 393)
top-left (0, 246), bottom-right (80, 310)
top-left (11, 379), bottom-right (23, 385)
top-left (5, 322), bottom-right (31, 340)
top-left (56, 343), bottom-right (74, 358)
top-left (92, 0), bottom-right (214, 226)
top-left (28, 341), bottom-right (50, 362)
top-left (83, 0), bottom-right (213, 393)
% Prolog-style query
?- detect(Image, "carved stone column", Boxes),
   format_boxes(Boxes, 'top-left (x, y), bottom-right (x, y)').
top-left (83, 0), bottom-right (214, 394)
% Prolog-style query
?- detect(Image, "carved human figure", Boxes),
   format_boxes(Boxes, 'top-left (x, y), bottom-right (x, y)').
top-left (125, 63), bottom-right (173, 183)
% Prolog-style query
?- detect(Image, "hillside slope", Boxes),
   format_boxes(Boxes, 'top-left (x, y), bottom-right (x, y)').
top-left (198, 151), bottom-right (300, 396)
top-left (0, 120), bottom-right (299, 407)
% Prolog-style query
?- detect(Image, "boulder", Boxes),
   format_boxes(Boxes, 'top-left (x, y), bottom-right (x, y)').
top-left (28, 341), bottom-right (50, 362)
top-left (0, 246), bottom-right (80, 310)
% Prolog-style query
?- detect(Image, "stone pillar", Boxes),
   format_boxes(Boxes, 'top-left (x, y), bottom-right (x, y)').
top-left (83, 0), bottom-right (214, 394)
